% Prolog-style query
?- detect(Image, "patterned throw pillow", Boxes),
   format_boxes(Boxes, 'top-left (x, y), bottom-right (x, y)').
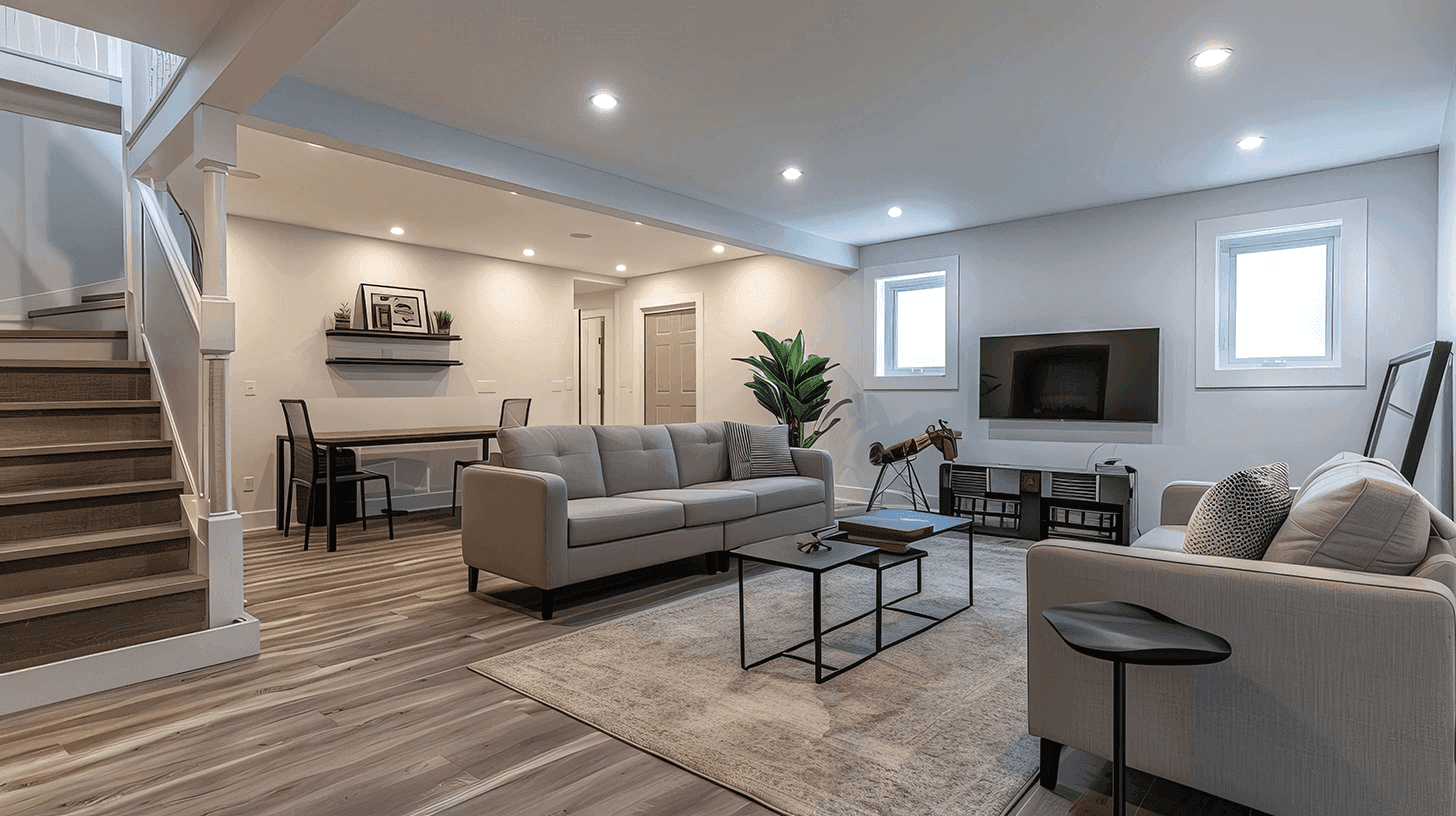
top-left (724, 421), bottom-right (752, 480)
top-left (1183, 462), bottom-right (1292, 559)
top-left (747, 424), bottom-right (797, 478)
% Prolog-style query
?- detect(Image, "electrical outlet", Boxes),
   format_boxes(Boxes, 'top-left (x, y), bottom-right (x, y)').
top-left (551, 380), bottom-right (564, 392)
top-left (244, 380), bottom-right (256, 396)
top-left (476, 380), bottom-right (497, 393)
top-left (243, 476), bottom-right (255, 493)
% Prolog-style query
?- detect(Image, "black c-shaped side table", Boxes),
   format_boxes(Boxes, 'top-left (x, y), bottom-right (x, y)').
top-left (1042, 601), bottom-right (1232, 816)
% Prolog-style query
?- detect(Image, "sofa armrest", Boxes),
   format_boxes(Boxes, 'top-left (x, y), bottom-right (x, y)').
top-left (1027, 538), bottom-right (1456, 815)
top-left (1159, 480), bottom-right (1214, 526)
top-left (461, 464), bottom-right (569, 589)
top-left (791, 447), bottom-right (835, 527)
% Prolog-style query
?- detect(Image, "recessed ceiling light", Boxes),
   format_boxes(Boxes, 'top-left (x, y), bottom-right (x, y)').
top-left (616, 264), bottom-right (627, 272)
top-left (1237, 135), bottom-right (1265, 150)
top-left (306, 142), bottom-right (322, 149)
top-left (510, 191), bottom-right (518, 195)
top-left (712, 244), bottom-right (725, 253)
top-left (570, 233), bottom-right (593, 239)
top-left (590, 92), bottom-right (619, 111)
top-left (523, 248), bottom-right (535, 256)
top-left (231, 169), bottom-right (261, 180)
top-left (887, 206), bottom-right (903, 218)
top-left (390, 226), bottom-right (404, 235)
top-left (634, 221), bottom-right (642, 225)
top-left (781, 166), bottom-right (803, 181)
top-left (1191, 47), bottom-right (1233, 69)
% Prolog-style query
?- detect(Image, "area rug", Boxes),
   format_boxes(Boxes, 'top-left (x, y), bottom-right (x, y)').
top-left (469, 535), bottom-right (1037, 816)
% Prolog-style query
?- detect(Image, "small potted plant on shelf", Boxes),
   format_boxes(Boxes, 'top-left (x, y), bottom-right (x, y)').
top-left (432, 310), bottom-right (453, 334)
top-left (333, 302), bottom-right (352, 330)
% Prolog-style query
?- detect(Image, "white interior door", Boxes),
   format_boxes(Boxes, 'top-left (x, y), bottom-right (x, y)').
top-left (644, 308), bottom-right (696, 424)
top-left (580, 315), bottom-right (605, 425)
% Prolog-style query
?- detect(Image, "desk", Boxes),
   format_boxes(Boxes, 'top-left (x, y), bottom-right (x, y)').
top-left (275, 425), bottom-right (499, 552)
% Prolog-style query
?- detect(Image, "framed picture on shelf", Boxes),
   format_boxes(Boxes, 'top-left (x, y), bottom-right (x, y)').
top-left (358, 283), bottom-right (430, 334)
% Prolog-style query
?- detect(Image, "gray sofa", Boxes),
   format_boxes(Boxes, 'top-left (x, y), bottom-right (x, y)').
top-left (460, 422), bottom-right (834, 618)
top-left (1028, 454), bottom-right (1456, 815)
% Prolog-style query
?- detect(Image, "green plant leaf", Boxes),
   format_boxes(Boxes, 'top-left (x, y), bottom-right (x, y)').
top-left (737, 329), bottom-right (850, 446)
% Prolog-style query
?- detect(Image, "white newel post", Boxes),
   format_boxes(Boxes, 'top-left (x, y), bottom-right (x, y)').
top-left (197, 156), bottom-right (243, 627)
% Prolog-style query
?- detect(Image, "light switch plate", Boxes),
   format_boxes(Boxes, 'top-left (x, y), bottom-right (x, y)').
top-left (243, 476), bottom-right (255, 493)
top-left (244, 380), bottom-right (256, 396)
top-left (565, 377), bottom-right (575, 391)
top-left (551, 380), bottom-right (564, 392)
top-left (476, 380), bottom-right (497, 393)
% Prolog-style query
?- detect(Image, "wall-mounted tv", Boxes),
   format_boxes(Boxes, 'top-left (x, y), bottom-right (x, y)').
top-left (979, 328), bottom-right (1160, 422)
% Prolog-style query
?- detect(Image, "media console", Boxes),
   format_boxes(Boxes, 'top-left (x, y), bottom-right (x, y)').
top-left (939, 462), bottom-right (1136, 546)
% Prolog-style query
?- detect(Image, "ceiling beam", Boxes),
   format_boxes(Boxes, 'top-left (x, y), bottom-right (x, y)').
top-left (242, 77), bottom-right (858, 272)
top-left (128, 0), bottom-right (359, 178)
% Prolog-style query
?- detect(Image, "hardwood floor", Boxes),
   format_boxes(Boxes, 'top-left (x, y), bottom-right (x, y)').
top-left (0, 510), bottom-right (771, 816)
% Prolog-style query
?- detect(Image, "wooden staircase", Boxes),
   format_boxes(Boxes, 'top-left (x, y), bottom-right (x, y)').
top-left (0, 338), bottom-right (206, 675)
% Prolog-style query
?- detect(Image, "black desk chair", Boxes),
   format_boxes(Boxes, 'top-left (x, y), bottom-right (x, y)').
top-left (452, 398), bottom-right (530, 516)
top-left (280, 399), bottom-right (395, 550)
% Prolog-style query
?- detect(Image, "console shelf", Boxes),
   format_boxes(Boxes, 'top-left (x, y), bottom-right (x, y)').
top-left (326, 357), bottom-right (462, 367)
top-left (326, 329), bottom-right (460, 341)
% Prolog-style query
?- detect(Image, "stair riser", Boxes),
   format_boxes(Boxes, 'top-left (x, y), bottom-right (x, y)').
top-left (0, 369), bottom-right (150, 402)
top-left (0, 409), bottom-right (160, 446)
top-left (0, 490), bottom-right (182, 542)
top-left (0, 538), bottom-right (190, 599)
top-left (0, 589), bottom-right (206, 673)
top-left (26, 310), bottom-right (127, 332)
top-left (0, 448), bottom-right (172, 492)
top-left (0, 340), bottom-right (128, 361)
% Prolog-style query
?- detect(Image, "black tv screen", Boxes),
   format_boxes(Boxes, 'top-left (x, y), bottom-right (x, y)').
top-left (979, 328), bottom-right (1160, 422)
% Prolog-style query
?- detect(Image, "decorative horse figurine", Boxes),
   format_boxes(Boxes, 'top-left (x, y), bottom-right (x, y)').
top-left (865, 420), bottom-right (963, 511)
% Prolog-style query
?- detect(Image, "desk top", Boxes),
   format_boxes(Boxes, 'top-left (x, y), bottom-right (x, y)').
top-left (278, 425), bottom-right (499, 446)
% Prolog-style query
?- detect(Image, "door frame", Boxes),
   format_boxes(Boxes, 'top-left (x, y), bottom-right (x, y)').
top-left (578, 308), bottom-right (614, 425)
top-left (633, 293), bottom-right (705, 425)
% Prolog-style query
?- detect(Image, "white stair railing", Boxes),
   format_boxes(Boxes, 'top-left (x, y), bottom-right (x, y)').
top-left (0, 6), bottom-right (122, 76)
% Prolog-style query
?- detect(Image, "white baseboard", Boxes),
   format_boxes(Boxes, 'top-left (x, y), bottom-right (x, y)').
top-left (0, 613), bottom-right (260, 716)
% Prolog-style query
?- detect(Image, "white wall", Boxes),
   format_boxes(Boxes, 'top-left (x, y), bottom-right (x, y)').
top-left (228, 217), bottom-right (581, 530)
top-left (619, 155), bottom-right (1440, 529)
top-left (0, 110), bottom-right (122, 317)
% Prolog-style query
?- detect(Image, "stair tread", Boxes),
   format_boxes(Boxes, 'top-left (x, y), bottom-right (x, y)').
top-left (0, 330), bottom-right (128, 340)
top-left (28, 301), bottom-right (126, 318)
top-left (0, 571), bottom-right (206, 625)
top-left (0, 400), bottom-right (159, 412)
top-left (0, 479), bottom-right (185, 506)
top-left (0, 360), bottom-right (146, 369)
top-left (0, 523), bottom-right (190, 563)
top-left (0, 439), bottom-right (171, 459)
top-left (79, 293), bottom-right (125, 303)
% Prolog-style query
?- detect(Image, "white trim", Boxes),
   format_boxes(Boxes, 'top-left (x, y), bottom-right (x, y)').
top-left (140, 331), bottom-right (199, 495)
top-left (862, 255), bottom-right (960, 390)
top-left (633, 292), bottom-right (706, 424)
top-left (579, 307), bottom-right (615, 426)
top-left (1195, 198), bottom-right (1367, 389)
top-left (134, 179), bottom-right (201, 330)
top-left (0, 613), bottom-right (260, 716)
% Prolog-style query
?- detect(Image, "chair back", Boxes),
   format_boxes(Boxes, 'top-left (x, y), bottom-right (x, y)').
top-left (280, 399), bottom-right (319, 482)
top-left (500, 398), bottom-right (531, 430)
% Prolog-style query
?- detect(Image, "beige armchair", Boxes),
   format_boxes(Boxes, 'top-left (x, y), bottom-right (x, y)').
top-left (1027, 480), bottom-right (1456, 816)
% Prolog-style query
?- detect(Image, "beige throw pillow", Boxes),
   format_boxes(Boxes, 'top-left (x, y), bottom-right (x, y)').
top-left (1183, 462), bottom-right (1292, 559)
top-left (1263, 453), bottom-right (1433, 575)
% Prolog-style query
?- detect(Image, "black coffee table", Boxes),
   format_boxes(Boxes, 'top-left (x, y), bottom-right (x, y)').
top-left (729, 509), bottom-right (973, 683)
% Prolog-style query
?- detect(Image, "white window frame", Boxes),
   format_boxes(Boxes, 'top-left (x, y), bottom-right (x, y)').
top-left (1195, 199), bottom-right (1366, 389)
top-left (863, 255), bottom-right (959, 391)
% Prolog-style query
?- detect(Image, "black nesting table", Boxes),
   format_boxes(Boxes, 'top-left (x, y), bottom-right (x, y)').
top-left (729, 509), bottom-right (973, 683)
top-left (1042, 601), bottom-right (1232, 816)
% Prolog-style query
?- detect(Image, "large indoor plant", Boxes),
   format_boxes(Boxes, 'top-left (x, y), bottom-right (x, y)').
top-left (734, 330), bottom-right (850, 448)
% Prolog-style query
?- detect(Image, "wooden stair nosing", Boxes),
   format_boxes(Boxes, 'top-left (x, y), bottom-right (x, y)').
top-left (0, 571), bottom-right (207, 625)
top-left (0, 439), bottom-right (172, 459)
top-left (0, 360), bottom-right (146, 369)
top-left (27, 301), bottom-right (126, 319)
top-left (0, 479), bottom-right (185, 507)
top-left (0, 523), bottom-right (191, 563)
top-left (0, 330), bottom-right (128, 340)
top-left (79, 293), bottom-right (126, 303)
top-left (0, 400), bottom-right (160, 413)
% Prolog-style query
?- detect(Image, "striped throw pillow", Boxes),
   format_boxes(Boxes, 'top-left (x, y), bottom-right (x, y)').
top-left (724, 421), bottom-right (752, 480)
top-left (747, 424), bottom-right (797, 478)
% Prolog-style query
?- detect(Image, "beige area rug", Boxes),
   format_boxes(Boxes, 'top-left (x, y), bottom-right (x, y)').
top-left (470, 535), bottom-right (1038, 816)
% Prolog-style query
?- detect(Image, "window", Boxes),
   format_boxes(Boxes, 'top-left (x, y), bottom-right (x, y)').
top-left (863, 256), bottom-right (959, 390)
top-left (1195, 199), bottom-right (1367, 389)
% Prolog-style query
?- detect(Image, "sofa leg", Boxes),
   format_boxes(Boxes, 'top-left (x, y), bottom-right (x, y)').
top-left (1039, 738), bottom-right (1064, 791)
top-left (540, 588), bottom-right (554, 621)
top-left (467, 566), bottom-right (478, 593)
top-left (703, 552), bottom-right (717, 575)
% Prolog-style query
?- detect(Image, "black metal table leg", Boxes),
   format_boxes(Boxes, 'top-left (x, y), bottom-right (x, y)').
top-left (1113, 658), bottom-right (1126, 816)
top-left (738, 556), bottom-right (747, 669)
top-left (813, 571), bottom-right (823, 683)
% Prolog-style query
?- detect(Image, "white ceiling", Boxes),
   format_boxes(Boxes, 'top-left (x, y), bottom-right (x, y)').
top-left (14, 0), bottom-right (231, 56)
top-left (288, 0), bottom-right (1456, 247)
top-left (229, 126), bottom-right (758, 277)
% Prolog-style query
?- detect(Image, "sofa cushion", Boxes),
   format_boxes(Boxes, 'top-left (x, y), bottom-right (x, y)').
top-left (1263, 453), bottom-right (1431, 575)
top-left (499, 426), bottom-right (605, 499)
top-left (566, 497), bottom-right (685, 547)
top-left (1132, 525), bottom-right (1187, 552)
top-left (592, 425), bottom-right (681, 495)
top-left (687, 476), bottom-right (824, 514)
top-left (665, 422), bottom-right (730, 486)
top-left (1183, 462), bottom-right (1292, 559)
top-left (616, 488), bottom-right (756, 526)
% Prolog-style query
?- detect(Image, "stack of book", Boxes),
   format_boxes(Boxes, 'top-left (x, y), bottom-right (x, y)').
top-left (837, 516), bottom-right (935, 553)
